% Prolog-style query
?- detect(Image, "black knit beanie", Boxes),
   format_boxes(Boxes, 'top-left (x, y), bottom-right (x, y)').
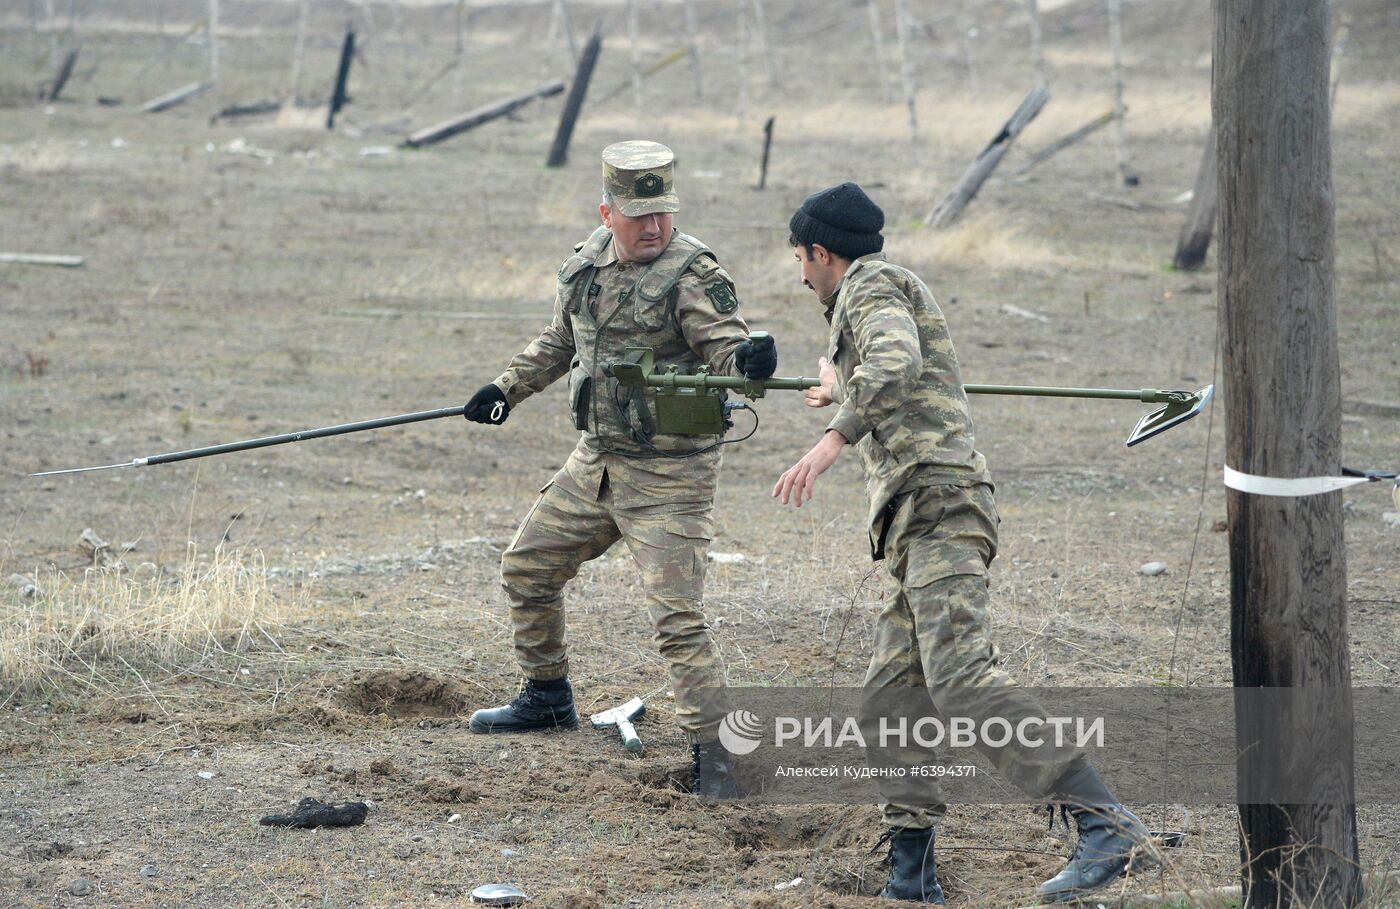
top-left (789, 182), bottom-right (885, 259)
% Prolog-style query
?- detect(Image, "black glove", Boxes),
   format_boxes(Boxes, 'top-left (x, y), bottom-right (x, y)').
top-left (464, 383), bottom-right (510, 425)
top-left (735, 334), bottom-right (778, 380)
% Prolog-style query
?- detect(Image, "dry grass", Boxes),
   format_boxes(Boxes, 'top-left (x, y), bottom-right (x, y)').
top-left (886, 213), bottom-right (1070, 274)
top-left (0, 545), bottom-right (288, 694)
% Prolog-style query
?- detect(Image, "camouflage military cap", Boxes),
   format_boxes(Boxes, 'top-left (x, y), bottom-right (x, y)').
top-left (602, 140), bottom-right (679, 217)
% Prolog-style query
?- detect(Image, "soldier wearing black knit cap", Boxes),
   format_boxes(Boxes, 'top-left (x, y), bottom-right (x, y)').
top-left (774, 182), bottom-right (1155, 905)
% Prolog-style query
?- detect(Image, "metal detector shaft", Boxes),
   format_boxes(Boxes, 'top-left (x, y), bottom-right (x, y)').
top-left (31, 405), bottom-right (466, 476)
top-left (608, 348), bottom-right (1211, 447)
top-left (635, 370), bottom-right (1195, 405)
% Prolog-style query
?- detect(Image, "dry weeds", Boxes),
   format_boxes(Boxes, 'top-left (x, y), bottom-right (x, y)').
top-left (0, 545), bottom-right (289, 693)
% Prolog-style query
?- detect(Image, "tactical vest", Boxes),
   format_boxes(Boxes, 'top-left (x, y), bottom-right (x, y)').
top-left (558, 226), bottom-right (722, 458)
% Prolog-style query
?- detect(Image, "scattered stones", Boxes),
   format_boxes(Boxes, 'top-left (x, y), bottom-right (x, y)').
top-left (139, 864), bottom-right (157, 878)
top-left (447, 813), bottom-right (462, 824)
top-left (197, 771), bottom-right (216, 780)
top-left (773, 877), bottom-right (803, 891)
top-left (1140, 562), bottom-right (1168, 577)
top-left (68, 878), bottom-right (92, 896)
top-left (501, 848), bottom-right (521, 858)
top-left (707, 552), bottom-right (747, 564)
top-left (1382, 512), bottom-right (1400, 529)
top-left (77, 527), bottom-right (108, 556)
top-left (6, 574), bottom-right (37, 598)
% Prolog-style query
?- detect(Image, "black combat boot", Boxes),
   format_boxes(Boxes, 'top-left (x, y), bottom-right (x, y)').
top-left (468, 677), bottom-right (579, 733)
top-left (1038, 764), bottom-right (1153, 903)
top-left (876, 826), bottom-right (945, 903)
top-left (690, 740), bottom-right (739, 799)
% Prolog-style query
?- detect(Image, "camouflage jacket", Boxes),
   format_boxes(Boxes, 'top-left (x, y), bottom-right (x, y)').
top-left (493, 227), bottom-right (750, 498)
top-left (823, 253), bottom-right (991, 550)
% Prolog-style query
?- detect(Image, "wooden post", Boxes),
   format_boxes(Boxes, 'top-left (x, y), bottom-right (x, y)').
top-left (960, 2), bottom-right (978, 94)
top-left (43, 0), bottom-right (57, 60)
top-left (1172, 124), bottom-right (1217, 271)
top-left (1216, 1), bottom-right (1361, 907)
top-left (555, 0), bottom-right (578, 66)
top-left (547, 27), bottom-right (602, 167)
top-left (356, 0), bottom-right (376, 46)
top-left (735, 0), bottom-right (748, 124)
top-left (454, 0), bottom-right (467, 96)
top-left (683, 0), bottom-right (702, 100)
top-left (627, 0), bottom-right (643, 116)
top-left (894, 0), bottom-right (917, 143)
top-left (1330, 12), bottom-right (1350, 109)
top-left (289, 0), bottom-right (310, 103)
top-left (750, 0), bottom-right (775, 87)
top-left (46, 47), bottom-right (78, 102)
top-left (757, 115), bottom-right (774, 189)
top-left (208, 0), bottom-right (219, 84)
top-left (1106, 0), bottom-right (1137, 185)
top-left (328, 27), bottom-right (354, 130)
top-left (925, 87), bottom-right (1049, 227)
top-left (404, 80), bottom-right (565, 148)
top-left (867, 0), bottom-right (892, 103)
top-left (1026, 0), bottom-right (1046, 90)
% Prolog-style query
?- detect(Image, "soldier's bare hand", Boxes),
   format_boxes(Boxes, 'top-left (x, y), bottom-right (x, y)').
top-left (773, 431), bottom-right (847, 507)
top-left (804, 357), bottom-right (836, 408)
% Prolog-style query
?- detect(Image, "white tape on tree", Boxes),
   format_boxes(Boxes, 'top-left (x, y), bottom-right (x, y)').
top-left (1225, 466), bottom-right (1400, 509)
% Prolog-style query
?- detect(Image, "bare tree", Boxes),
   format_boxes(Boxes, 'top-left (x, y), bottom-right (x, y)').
top-left (893, 0), bottom-right (917, 143)
top-left (1216, 1), bottom-right (1362, 906)
top-left (1026, 0), bottom-right (1046, 90)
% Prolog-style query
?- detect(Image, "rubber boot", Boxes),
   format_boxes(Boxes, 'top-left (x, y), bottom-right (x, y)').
top-left (468, 677), bottom-right (579, 733)
top-left (876, 826), bottom-right (946, 904)
top-left (1038, 764), bottom-right (1153, 903)
top-left (690, 740), bottom-right (739, 799)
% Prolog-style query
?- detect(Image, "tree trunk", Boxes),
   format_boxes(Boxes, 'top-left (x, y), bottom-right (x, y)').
top-left (1215, 1), bottom-right (1362, 906)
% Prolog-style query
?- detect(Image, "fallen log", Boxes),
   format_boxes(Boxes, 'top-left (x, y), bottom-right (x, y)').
top-left (404, 80), bottom-right (564, 149)
top-left (1013, 108), bottom-right (1115, 178)
top-left (924, 87), bottom-right (1049, 228)
top-left (595, 46), bottom-right (688, 105)
top-left (212, 98), bottom-right (280, 122)
top-left (0, 252), bottom-right (84, 267)
top-left (140, 81), bottom-right (215, 114)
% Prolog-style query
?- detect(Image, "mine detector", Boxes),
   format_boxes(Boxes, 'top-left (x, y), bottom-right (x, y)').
top-left (30, 332), bottom-right (1212, 477)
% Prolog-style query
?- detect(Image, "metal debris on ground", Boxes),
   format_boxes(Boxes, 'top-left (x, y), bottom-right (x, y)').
top-left (470, 883), bottom-right (528, 905)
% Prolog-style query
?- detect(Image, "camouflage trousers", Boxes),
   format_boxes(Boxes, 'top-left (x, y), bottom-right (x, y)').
top-left (861, 483), bottom-right (1085, 828)
top-left (499, 462), bottom-right (727, 743)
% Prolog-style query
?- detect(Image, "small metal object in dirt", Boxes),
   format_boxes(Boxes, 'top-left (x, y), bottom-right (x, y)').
top-left (590, 696), bottom-right (645, 753)
top-left (470, 883), bottom-right (528, 905)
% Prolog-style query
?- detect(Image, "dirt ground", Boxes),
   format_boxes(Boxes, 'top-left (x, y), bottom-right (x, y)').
top-left (2, 0), bottom-right (1399, 906)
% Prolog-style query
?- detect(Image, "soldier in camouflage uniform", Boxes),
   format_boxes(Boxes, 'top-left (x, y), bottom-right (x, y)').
top-left (462, 142), bottom-right (777, 798)
top-left (773, 183), bottom-right (1151, 903)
